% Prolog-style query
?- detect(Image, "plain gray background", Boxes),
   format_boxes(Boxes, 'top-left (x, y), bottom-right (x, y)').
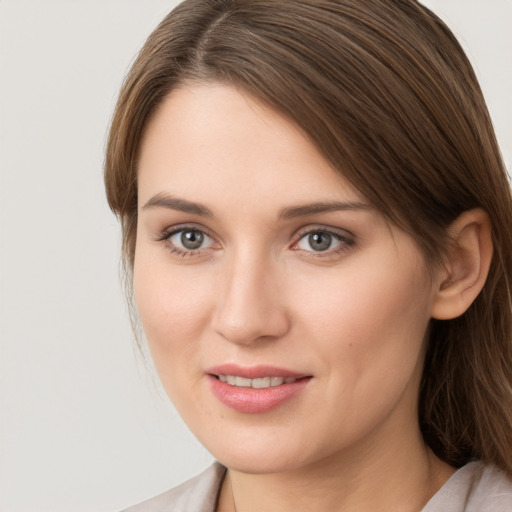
top-left (0, 1), bottom-right (510, 511)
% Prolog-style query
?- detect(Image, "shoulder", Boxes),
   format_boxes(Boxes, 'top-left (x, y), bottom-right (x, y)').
top-left (467, 462), bottom-right (512, 511)
top-left (121, 463), bottom-right (227, 512)
top-left (423, 461), bottom-right (512, 512)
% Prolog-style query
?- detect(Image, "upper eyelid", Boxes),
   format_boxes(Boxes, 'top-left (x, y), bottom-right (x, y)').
top-left (156, 223), bottom-right (216, 241)
top-left (292, 225), bottom-right (355, 241)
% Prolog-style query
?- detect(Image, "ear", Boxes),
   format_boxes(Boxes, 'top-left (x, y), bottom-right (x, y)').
top-left (431, 209), bottom-right (493, 320)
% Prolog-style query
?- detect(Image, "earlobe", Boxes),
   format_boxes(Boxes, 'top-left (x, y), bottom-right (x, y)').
top-left (431, 209), bottom-right (493, 320)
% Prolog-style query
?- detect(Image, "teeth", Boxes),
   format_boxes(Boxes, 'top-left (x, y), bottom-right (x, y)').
top-left (252, 377), bottom-right (270, 389)
top-left (270, 377), bottom-right (284, 386)
top-left (218, 375), bottom-right (297, 388)
top-left (235, 376), bottom-right (252, 387)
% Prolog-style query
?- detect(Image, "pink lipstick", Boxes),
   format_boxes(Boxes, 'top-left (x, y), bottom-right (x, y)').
top-left (206, 365), bottom-right (312, 413)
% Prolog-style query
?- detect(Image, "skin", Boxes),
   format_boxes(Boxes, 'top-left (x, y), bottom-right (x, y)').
top-left (134, 83), bottom-right (460, 511)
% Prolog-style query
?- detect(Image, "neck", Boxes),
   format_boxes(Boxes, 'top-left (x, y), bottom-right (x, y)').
top-left (218, 427), bottom-right (454, 512)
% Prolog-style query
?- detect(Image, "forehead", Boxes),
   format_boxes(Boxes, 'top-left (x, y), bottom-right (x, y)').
top-left (137, 83), bottom-right (364, 209)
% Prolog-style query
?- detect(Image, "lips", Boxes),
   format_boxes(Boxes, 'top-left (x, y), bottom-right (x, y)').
top-left (206, 365), bottom-right (312, 413)
top-left (207, 364), bottom-right (308, 380)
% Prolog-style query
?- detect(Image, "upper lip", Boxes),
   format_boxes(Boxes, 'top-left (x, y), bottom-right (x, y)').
top-left (206, 364), bottom-right (310, 379)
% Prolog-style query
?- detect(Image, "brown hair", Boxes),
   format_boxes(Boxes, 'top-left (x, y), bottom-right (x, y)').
top-left (105, 0), bottom-right (512, 473)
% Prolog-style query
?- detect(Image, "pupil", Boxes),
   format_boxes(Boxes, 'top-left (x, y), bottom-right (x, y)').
top-left (181, 230), bottom-right (204, 250)
top-left (309, 232), bottom-right (331, 251)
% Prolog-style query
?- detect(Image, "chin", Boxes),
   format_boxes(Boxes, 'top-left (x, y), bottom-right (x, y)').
top-left (200, 429), bottom-right (315, 474)
top-left (217, 452), bottom-right (305, 475)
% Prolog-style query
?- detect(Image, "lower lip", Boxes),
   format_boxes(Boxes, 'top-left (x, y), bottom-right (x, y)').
top-left (207, 375), bottom-right (311, 413)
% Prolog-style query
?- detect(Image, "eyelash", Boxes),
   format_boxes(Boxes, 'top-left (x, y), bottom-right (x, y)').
top-left (156, 225), bottom-right (355, 259)
top-left (291, 228), bottom-right (355, 258)
top-left (155, 224), bottom-right (217, 259)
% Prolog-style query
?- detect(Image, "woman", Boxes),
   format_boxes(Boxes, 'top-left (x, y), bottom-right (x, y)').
top-left (105, 1), bottom-right (512, 510)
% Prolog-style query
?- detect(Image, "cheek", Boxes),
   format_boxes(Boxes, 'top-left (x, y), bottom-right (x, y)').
top-left (283, 257), bottom-right (432, 450)
top-left (132, 249), bottom-right (214, 374)
top-left (297, 254), bottom-right (429, 330)
top-left (291, 253), bottom-right (432, 385)
top-left (133, 260), bottom-right (217, 417)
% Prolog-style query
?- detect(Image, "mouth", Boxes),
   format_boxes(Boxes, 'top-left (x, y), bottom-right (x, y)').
top-left (206, 365), bottom-right (312, 413)
top-left (215, 375), bottom-right (300, 388)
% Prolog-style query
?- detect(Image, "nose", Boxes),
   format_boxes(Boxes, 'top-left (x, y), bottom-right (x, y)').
top-left (211, 250), bottom-right (291, 345)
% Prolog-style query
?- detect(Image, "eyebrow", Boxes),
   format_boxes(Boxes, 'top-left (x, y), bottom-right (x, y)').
top-left (279, 201), bottom-right (372, 219)
top-left (142, 193), bottom-right (371, 219)
top-left (142, 194), bottom-right (214, 217)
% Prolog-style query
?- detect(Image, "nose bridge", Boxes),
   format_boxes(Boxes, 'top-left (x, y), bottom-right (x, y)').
top-left (212, 244), bottom-right (289, 345)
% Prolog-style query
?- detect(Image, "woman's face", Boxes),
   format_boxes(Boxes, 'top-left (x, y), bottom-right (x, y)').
top-left (134, 83), bottom-right (438, 474)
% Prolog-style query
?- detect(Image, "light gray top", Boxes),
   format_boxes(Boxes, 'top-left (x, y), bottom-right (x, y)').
top-left (122, 460), bottom-right (512, 511)
top-left (422, 461), bottom-right (512, 512)
top-left (122, 464), bottom-right (226, 512)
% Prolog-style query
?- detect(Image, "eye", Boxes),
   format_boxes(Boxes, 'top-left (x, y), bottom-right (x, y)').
top-left (296, 231), bottom-right (340, 252)
top-left (294, 229), bottom-right (354, 255)
top-left (159, 227), bottom-right (216, 255)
